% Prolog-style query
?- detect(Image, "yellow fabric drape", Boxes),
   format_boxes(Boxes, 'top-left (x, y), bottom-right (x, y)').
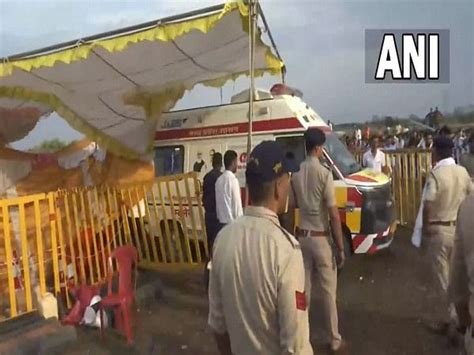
top-left (0, 1), bottom-right (284, 159)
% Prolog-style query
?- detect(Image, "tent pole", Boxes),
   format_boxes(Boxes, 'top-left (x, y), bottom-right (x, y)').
top-left (246, 0), bottom-right (257, 159)
top-left (245, 0), bottom-right (257, 207)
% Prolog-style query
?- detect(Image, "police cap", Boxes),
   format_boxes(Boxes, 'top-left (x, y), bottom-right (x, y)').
top-left (246, 141), bottom-right (298, 184)
top-left (433, 135), bottom-right (454, 150)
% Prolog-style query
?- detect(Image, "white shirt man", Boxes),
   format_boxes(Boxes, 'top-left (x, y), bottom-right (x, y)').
top-left (215, 151), bottom-right (243, 225)
top-left (355, 128), bottom-right (362, 142)
top-left (363, 149), bottom-right (386, 173)
top-left (397, 136), bottom-right (405, 149)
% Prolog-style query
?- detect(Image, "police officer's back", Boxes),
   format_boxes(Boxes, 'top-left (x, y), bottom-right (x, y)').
top-left (290, 128), bottom-right (346, 354)
top-left (208, 141), bottom-right (312, 355)
top-left (423, 136), bottom-right (472, 333)
top-left (449, 191), bottom-right (474, 353)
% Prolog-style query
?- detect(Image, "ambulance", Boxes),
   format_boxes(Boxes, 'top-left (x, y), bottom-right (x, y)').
top-left (153, 84), bottom-right (397, 255)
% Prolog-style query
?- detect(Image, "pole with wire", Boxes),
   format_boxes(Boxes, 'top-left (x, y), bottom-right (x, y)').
top-left (246, 0), bottom-right (257, 159)
top-left (244, 0), bottom-right (258, 207)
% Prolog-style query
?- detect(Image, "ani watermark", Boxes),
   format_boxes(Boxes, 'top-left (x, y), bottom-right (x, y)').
top-left (365, 29), bottom-right (450, 83)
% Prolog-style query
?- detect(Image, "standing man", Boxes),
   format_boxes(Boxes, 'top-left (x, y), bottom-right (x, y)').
top-left (202, 152), bottom-right (223, 254)
top-left (208, 141), bottom-right (312, 355)
top-left (215, 150), bottom-right (243, 230)
top-left (460, 134), bottom-right (474, 178)
top-left (290, 128), bottom-right (346, 354)
top-left (363, 136), bottom-right (389, 174)
top-left (363, 123), bottom-right (371, 142)
top-left (355, 127), bottom-right (362, 147)
top-left (449, 191), bottom-right (474, 354)
top-left (423, 136), bottom-right (472, 334)
top-left (384, 136), bottom-right (397, 151)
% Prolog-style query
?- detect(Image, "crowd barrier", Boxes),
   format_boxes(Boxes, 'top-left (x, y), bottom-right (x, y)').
top-left (356, 149), bottom-right (432, 226)
top-left (0, 172), bottom-right (208, 322)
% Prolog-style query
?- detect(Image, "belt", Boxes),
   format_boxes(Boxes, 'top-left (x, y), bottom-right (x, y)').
top-left (428, 221), bottom-right (456, 227)
top-left (296, 228), bottom-right (329, 237)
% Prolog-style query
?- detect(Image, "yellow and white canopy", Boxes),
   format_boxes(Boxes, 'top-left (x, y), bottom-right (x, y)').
top-left (0, 1), bottom-right (283, 157)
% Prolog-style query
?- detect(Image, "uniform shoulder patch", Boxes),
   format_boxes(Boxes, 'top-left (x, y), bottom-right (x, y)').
top-left (295, 291), bottom-right (307, 311)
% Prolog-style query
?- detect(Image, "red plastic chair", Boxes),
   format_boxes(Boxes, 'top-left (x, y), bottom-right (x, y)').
top-left (99, 245), bottom-right (138, 345)
top-left (61, 284), bottom-right (101, 326)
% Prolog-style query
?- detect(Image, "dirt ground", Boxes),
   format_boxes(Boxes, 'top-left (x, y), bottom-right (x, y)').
top-left (63, 227), bottom-right (463, 355)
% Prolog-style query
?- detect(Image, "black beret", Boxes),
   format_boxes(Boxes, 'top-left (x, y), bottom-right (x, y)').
top-left (246, 141), bottom-right (298, 184)
top-left (304, 128), bottom-right (326, 148)
top-left (433, 135), bottom-right (454, 150)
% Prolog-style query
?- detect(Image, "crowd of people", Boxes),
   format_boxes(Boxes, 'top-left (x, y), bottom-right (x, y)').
top-left (343, 125), bottom-right (472, 161)
top-left (342, 125), bottom-right (474, 178)
top-left (201, 125), bottom-right (474, 355)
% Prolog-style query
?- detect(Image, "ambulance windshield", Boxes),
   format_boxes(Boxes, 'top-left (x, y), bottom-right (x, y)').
top-left (324, 133), bottom-right (361, 176)
top-left (276, 133), bottom-right (361, 177)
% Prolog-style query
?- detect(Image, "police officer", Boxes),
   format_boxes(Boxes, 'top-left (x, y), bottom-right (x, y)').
top-left (208, 141), bottom-right (313, 355)
top-left (290, 128), bottom-right (346, 354)
top-left (449, 191), bottom-right (474, 354)
top-left (423, 136), bottom-right (472, 334)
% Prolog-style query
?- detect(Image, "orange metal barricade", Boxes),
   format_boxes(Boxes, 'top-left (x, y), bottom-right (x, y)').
top-left (0, 172), bottom-right (208, 321)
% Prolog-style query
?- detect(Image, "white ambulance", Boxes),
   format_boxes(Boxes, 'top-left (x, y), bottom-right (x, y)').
top-left (153, 84), bottom-right (397, 257)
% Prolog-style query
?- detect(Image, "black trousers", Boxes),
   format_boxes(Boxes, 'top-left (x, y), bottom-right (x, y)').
top-left (205, 212), bottom-right (223, 255)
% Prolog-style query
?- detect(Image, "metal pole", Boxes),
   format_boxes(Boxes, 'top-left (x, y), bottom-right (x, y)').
top-left (246, 0), bottom-right (257, 158)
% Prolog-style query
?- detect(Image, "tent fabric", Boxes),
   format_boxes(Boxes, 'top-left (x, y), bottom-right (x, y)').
top-left (0, 158), bottom-right (32, 193)
top-left (0, 106), bottom-right (45, 144)
top-left (0, 139), bottom-right (154, 197)
top-left (57, 141), bottom-right (106, 170)
top-left (0, 1), bottom-right (283, 158)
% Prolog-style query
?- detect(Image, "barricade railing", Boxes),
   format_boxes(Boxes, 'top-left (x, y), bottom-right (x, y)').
top-left (131, 172), bottom-right (208, 270)
top-left (0, 193), bottom-right (54, 320)
top-left (0, 172), bottom-right (207, 322)
top-left (386, 150), bottom-right (432, 226)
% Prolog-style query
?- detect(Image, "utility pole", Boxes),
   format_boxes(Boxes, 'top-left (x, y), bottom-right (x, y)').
top-left (246, 0), bottom-right (257, 159)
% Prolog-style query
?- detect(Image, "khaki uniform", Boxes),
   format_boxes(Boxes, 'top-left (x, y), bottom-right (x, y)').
top-left (424, 165), bottom-right (472, 323)
top-left (208, 206), bottom-right (313, 355)
top-left (290, 156), bottom-right (342, 349)
top-left (449, 193), bottom-right (474, 354)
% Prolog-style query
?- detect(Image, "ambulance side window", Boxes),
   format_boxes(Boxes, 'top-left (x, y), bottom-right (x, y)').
top-left (275, 136), bottom-right (305, 166)
top-left (154, 146), bottom-right (184, 177)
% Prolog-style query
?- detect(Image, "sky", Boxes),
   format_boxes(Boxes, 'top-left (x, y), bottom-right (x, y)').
top-left (0, 0), bottom-right (473, 149)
